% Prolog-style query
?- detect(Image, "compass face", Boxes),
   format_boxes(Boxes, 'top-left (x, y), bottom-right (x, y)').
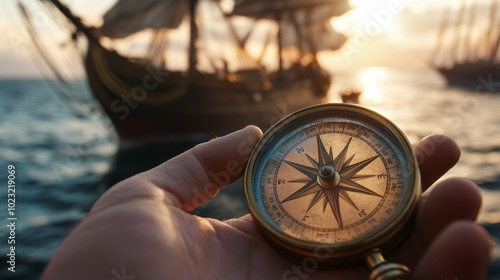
top-left (245, 104), bottom-right (420, 262)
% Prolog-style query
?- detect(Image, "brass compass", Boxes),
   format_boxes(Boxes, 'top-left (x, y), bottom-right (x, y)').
top-left (244, 104), bottom-right (421, 279)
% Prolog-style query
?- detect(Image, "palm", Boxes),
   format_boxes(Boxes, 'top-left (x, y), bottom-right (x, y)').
top-left (42, 126), bottom-right (491, 280)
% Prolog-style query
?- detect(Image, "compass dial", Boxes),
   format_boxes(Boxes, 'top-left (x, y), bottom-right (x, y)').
top-left (245, 104), bottom-right (420, 268)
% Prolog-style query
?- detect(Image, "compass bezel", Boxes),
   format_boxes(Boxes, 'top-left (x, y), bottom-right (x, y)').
top-left (244, 103), bottom-right (421, 268)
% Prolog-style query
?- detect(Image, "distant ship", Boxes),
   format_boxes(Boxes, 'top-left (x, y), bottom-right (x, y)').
top-left (340, 87), bottom-right (362, 104)
top-left (430, 0), bottom-right (500, 90)
top-left (19, 0), bottom-right (350, 147)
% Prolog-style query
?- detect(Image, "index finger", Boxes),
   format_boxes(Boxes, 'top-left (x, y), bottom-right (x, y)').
top-left (414, 134), bottom-right (461, 191)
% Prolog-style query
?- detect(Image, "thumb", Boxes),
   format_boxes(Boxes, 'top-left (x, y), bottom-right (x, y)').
top-left (145, 125), bottom-right (262, 211)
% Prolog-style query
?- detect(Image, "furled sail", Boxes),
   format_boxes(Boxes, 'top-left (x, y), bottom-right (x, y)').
top-left (100, 0), bottom-right (188, 39)
top-left (233, 0), bottom-right (350, 53)
top-left (232, 0), bottom-right (350, 24)
top-left (279, 20), bottom-right (346, 52)
top-left (307, 21), bottom-right (347, 51)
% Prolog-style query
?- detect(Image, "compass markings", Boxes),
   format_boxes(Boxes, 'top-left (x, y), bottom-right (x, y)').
top-left (282, 135), bottom-right (381, 228)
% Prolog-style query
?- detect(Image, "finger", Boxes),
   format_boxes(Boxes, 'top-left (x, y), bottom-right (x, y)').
top-left (146, 125), bottom-right (263, 211)
top-left (413, 178), bottom-right (482, 251)
top-left (413, 221), bottom-right (492, 280)
top-left (414, 134), bottom-right (461, 191)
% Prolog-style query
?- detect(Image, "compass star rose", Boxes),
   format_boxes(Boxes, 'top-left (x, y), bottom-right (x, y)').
top-left (282, 135), bottom-right (381, 228)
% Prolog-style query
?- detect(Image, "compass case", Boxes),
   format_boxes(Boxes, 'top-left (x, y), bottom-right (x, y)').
top-left (244, 104), bottom-right (421, 268)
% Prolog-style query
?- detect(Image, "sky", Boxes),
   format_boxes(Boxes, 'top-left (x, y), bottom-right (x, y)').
top-left (0, 0), bottom-right (493, 78)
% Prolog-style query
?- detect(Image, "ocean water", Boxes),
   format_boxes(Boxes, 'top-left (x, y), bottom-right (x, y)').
top-left (0, 68), bottom-right (499, 279)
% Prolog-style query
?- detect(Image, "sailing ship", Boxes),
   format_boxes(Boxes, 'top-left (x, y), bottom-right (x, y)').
top-left (431, 0), bottom-right (500, 89)
top-left (20, 0), bottom-right (350, 147)
top-left (340, 87), bottom-right (362, 104)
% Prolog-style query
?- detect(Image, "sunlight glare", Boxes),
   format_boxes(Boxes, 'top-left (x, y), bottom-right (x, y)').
top-left (349, 0), bottom-right (394, 9)
top-left (356, 68), bottom-right (391, 104)
top-left (339, 0), bottom-right (415, 36)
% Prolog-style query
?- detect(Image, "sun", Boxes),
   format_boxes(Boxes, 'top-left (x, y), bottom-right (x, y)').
top-left (333, 0), bottom-right (414, 36)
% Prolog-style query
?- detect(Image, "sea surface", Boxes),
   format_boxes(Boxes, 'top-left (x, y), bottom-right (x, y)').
top-left (0, 67), bottom-right (499, 279)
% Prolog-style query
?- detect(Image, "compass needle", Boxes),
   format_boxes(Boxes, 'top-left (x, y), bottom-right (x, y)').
top-left (334, 137), bottom-right (352, 170)
top-left (341, 155), bottom-right (379, 179)
top-left (342, 154), bottom-right (355, 169)
top-left (305, 153), bottom-right (319, 169)
top-left (322, 195), bottom-right (328, 212)
top-left (339, 177), bottom-right (382, 197)
top-left (281, 181), bottom-right (321, 203)
top-left (350, 174), bottom-right (376, 181)
top-left (325, 189), bottom-right (343, 228)
top-left (307, 191), bottom-right (324, 212)
top-left (284, 160), bottom-right (316, 179)
top-left (317, 135), bottom-right (333, 166)
top-left (289, 177), bottom-right (313, 183)
top-left (245, 104), bottom-right (421, 276)
top-left (339, 189), bottom-right (359, 211)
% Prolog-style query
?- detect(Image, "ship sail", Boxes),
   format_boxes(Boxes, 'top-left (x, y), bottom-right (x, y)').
top-left (431, 0), bottom-right (500, 88)
top-left (279, 14), bottom-right (347, 52)
top-left (232, 0), bottom-right (349, 51)
top-left (100, 0), bottom-right (350, 58)
top-left (231, 0), bottom-right (349, 75)
top-left (100, 0), bottom-right (187, 39)
top-left (232, 0), bottom-right (350, 22)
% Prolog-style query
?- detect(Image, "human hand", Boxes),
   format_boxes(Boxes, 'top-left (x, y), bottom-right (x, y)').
top-left (42, 126), bottom-right (492, 280)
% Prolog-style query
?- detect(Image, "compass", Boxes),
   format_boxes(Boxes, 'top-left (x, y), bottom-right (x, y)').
top-left (244, 104), bottom-right (421, 279)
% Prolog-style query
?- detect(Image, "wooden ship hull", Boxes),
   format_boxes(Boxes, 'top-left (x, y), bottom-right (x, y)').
top-left (86, 42), bottom-right (327, 145)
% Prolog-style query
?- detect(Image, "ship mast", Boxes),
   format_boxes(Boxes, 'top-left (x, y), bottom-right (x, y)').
top-left (231, 0), bottom-right (350, 73)
top-left (485, 0), bottom-right (498, 59)
top-left (449, 0), bottom-right (467, 65)
top-left (462, 0), bottom-right (477, 62)
top-left (429, 6), bottom-right (449, 66)
top-left (47, 0), bottom-right (99, 44)
top-left (276, 12), bottom-right (284, 74)
top-left (188, 0), bottom-right (198, 75)
top-left (488, 0), bottom-right (500, 60)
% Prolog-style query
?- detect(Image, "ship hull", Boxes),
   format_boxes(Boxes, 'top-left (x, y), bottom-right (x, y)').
top-left (85, 43), bottom-right (327, 147)
top-left (437, 61), bottom-right (500, 91)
